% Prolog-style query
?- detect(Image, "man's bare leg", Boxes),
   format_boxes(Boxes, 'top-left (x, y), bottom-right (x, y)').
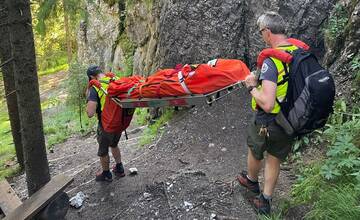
top-left (263, 153), bottom-right (281, 197)
top-left (100, 155), bottom-right (110, 171)
top-left (247, 148), bottom-right (262, 181)
top-left (111, 147), bottom-right (122, 164)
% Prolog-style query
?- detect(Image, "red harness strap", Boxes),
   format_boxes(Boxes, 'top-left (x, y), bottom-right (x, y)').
top-left (256, 38), bottom-right (310, 69)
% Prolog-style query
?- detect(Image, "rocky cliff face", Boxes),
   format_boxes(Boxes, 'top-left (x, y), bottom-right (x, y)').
top-left (323, 0), bottom-right (360, 101)
top-left (77, 2), bottom-right (120, 71)
top-left (78, 0), bottom-right (342, 75)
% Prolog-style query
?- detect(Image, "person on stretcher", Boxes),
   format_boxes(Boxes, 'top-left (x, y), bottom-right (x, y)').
top-left (105, 59), bottom-right (250, 99)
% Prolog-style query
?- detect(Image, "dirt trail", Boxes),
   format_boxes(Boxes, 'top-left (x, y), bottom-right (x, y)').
top-left (11, 89), bottom-right (264, 219)
top-left (9, 71), bottom-right (298, 219)
top-left (38, 71), bottom-right (68, 102)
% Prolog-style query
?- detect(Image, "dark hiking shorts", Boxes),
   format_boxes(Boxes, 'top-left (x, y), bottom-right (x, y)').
top-left (96, 125), bottom-right (121, 157)
top-left (247, 119), bottom-right (294, 161)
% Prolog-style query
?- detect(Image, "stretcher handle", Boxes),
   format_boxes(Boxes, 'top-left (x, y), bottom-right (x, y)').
top-left (99, 87), bottom-right (124, 107)
top-left (206, 81), bottom-right (244, 105)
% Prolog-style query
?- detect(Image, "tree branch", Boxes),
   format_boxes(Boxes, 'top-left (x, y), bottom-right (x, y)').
top-left (0, 57), bottom-right (14, 69)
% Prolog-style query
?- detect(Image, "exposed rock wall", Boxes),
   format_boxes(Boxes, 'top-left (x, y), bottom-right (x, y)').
top-left (323, 0), bottom-right (360, 100)
top-left (158, 0), bottom-right (248, 67)
top-left (78, 0), bottom-right (336, 75)
top-left (77, 2), bottom-right (120, 71)
top-left (126, 1), bottom-right (162, 75)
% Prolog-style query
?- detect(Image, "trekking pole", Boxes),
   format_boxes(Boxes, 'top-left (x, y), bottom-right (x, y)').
top-left (77, 78), bottom-right (83, 129)
top-left (124, 129), bottom-right (128, 140)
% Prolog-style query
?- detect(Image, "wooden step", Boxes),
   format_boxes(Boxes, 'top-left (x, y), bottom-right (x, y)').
top-left (3, 174), bottom-right (73, 220)
top-left (0, 180), bottom-right (22, 216)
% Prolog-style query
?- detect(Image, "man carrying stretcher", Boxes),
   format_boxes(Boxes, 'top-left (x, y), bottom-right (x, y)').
top-left (86, 66), bottom-right (126, 182)
top-left (86, 56), bottom-right (250, 183)
top-left (238, 12), bottom-right (302, 215)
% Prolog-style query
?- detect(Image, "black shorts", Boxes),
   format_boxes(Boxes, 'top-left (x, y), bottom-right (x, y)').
top-left (247, 119), bottom-right (294, 161)
top-left (96, 125), bottom-right (121, 157)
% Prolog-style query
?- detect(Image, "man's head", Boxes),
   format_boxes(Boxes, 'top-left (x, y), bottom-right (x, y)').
top-left (257, 11), bottom-right (287, 45)
top-left (87, 65), bottom-right (102, 81)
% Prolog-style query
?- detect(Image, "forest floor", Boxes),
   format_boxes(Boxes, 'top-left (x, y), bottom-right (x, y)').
top-left (9, 73), bottom-right (300, 220)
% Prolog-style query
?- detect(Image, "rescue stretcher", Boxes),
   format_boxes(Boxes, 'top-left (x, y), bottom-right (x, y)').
top-left (109, 80), bottom-right (245, 108)
top-left (96, 59), bottom-right (249, 133)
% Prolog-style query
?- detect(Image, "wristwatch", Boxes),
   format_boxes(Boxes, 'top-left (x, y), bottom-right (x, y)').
top-left (247, 86), bottom-right (256, 94)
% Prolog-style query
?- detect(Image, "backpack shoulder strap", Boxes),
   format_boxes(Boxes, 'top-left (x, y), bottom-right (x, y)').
top-left (257, 48), bottom-right (293, 69)
top-left (289, 49), bottom-right (315, 73)
top-left (287, 38), bottom-right (310, 51)
top-left (257, 38), bottom-right (311, 69)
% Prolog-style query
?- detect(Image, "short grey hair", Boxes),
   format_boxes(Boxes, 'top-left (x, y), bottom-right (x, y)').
top-left (257, 11), bottom-right (287, 35)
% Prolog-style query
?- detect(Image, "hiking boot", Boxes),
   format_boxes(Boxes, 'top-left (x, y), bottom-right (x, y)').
top-left (236, 170), bottom-right (260, 194)
top-left (95, 171), bottom-right (113, 182)
top-left (251, 194), bottom-right (271, 215)
top-left (112, 163), bottom-right (125, 177)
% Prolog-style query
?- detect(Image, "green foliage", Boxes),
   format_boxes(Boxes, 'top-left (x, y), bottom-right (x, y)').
top-left (35, 0), bottom-right (58, 36)
top-left (41, 61), bottom-right (96, 149)
top-left (258, 212), bottom-right (283, 220)
top-left (103, 0), bottom-right (119, 7)
top-left (325, 3), bottom-right (349, 41)
top-left (292, 163), bottom-right (327, 204)
top-left (139, 109), bottom-right (174, 146)
top-left (38, 63), bottom-right (68, 76)
top-left (134, 108), bottom-right (150, 126)
top-left (306, 186), bottom-right (360, 220)
top-left (125, 0), bottom-right (153, 10)
top-left (33, 0), bottom-right (82, 71)
top-left (290, 98), bottom-right (360, 219)
top-left (36, 0), bottom-right (82, 35)
top-left (43, 105), bottom-right (96, 148)
top-left (142, 0), bottom-right (153, 10)
top-left (293, 135), bottom-right (310, 152)
top-left (320, 104), bottom-right (360, 184)
top-left (37, 52), bottom-right (68, 73)
top-left (65, 62), bottom-right (88, 106)
top-left (0, 165), bottom-right (21, 181)
top-left (125, 0), bottom-right (135, 8)
top-left (350, 55), bottom-right (360, 87)
top-left (0, 108), bottom-right (19, 180)
top-left (109, 64), bottom-right (133, 78)
top-left (118, 33), bottom-right (135, 76)
top-left (33, 1), bottom-right (68, 71)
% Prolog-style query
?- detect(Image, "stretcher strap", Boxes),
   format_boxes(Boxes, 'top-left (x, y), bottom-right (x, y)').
top-left (139, 84), bottom-right (144, 98)
top-left (127, 83), bottom-right (138, 98)
top-left (177, 71), bottom-right (192, 95)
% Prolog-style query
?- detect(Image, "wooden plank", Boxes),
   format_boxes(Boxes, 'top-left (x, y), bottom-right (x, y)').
top-left (4, 174), bottom-right (73, 220)
top-left (0, 180), bottom-right (22, 216)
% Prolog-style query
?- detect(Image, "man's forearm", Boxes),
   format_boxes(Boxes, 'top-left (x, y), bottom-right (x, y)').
top-left (250, 89), bottom-right (275, 113)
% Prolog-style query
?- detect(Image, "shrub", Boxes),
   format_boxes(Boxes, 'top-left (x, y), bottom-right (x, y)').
top-left (290, 99), bottom-right (360, 219)
top-left (139, 108), bottom-right (174, 146)
top-left (325, 3), bottom-right (349, 42)
top-left (306, 186), bottom-right (360, 220)
top-left (65, 62), bottom-right (88, 106)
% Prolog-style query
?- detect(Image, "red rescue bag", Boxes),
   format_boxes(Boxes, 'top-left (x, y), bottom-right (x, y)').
top-left (101, 96), bottom-right (134, 133)
top-left (107, 59), bottom-right (250, 99)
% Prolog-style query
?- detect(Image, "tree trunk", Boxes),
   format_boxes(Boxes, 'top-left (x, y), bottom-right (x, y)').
top-left (5, 0), bottom-right (50, 196)
top-left (0, 0), bottom-right (24, 169)
top-left (62, 0), bottom-right (72, 64)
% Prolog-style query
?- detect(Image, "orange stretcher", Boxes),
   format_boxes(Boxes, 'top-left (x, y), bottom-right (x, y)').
top-left (106, 59), bottom-right (250, 108)
top-left (115, 81), bottom-right (245, 108)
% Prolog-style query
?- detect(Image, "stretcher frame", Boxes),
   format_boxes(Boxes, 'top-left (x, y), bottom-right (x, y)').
top-left (107, 81), bottom-right (244, 108)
